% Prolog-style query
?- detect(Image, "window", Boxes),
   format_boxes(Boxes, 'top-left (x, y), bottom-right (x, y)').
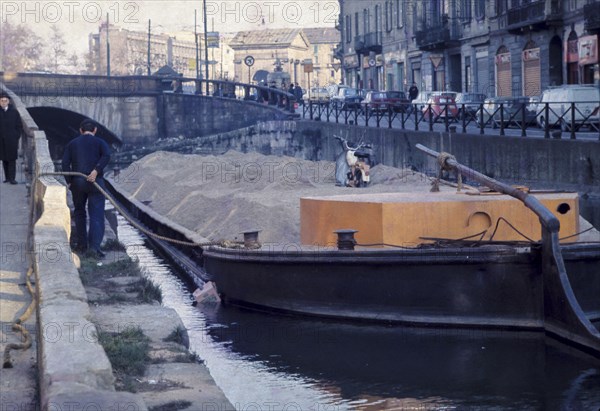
top-left (314, 45), bottom-right (319, 55)
top-left (413, 1), bottom-right (419, 32)
top-left (496, 0), bottom-right (507, 15)
top-left (355, 12), bottom-right (360, 36)
top-left (363, 9), bottom-right (369, 34)
top-left (396, 0), bottom-right (405, 28)
top-left (461, 0), bottom-right (472, 22)
top-left (475, 0), bottom-right (485, 19)
top-left (429, 0), bottom-right (445, 26)
top-left (345, 15), bottom-right (351, 43)
top-left (375, 4), bottom-right (381, 33)
top-left (385, 1), bottom-right (393, 32)
top-left (568, 0), bottom-right (577, 11)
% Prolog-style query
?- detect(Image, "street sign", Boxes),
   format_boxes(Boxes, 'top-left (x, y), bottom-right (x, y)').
top-left (303, 58), bottom-right (314, 73)
top-left (244, 56), bottom-right (255, 67)
top-left (368, 58), bottom-right (376, 67)
top-left (207, 32), bottom-right (220, 48)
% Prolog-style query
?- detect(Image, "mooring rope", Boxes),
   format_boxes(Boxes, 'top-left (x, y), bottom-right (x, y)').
top-left (2, 267), bottom-right (35, 369)
top-left (39, 171), bottom-right (244, 249)
top-left (432, 152), bottom-right (463, 193)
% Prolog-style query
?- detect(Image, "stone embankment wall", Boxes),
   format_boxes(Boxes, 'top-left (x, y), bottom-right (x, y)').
top-left (193, 120), bottom-right (600, 191)
top-left (4, 86), bottom-right (148, 410)
top-left (160, 94), bottom-right (293, 143)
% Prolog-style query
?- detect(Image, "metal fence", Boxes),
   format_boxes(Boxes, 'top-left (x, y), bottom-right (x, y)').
top-left (301, 100), bottom-right (600, 140)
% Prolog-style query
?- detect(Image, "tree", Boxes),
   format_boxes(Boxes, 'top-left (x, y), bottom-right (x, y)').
top-left (47, 25), bottom-right (68, 73)
top-left (0, 21), bottom-right (45, 72)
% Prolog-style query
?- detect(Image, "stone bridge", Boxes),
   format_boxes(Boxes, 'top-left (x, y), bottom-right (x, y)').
top-left (0, 72), bottom-right (296, 157)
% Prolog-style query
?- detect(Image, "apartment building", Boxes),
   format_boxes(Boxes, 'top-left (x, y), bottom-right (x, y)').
top-left (338, 0), bottom-right (599, 96)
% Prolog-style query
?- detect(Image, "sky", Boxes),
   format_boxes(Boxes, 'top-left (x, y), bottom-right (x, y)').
top-left (1, 0), bottom-right (339, 55)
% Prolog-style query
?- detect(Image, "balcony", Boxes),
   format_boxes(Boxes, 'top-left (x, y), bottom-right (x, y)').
top-left (354, 32), bottom-right (382, 55)
top-left (584, 2), bottom-right (600, 32)
top-left (505, 0), bottom-right (562, 33)
top-left (415, 23), bottom-right (460, 51)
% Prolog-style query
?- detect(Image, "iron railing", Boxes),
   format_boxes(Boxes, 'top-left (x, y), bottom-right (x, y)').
top-left (300, 100), bottom-right (600, 140)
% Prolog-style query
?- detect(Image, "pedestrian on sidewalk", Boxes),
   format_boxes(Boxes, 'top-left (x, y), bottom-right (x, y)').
top-left (0, 93), bottom-right (22, 184)
top-left (61, 120), bottom-right (111, 258)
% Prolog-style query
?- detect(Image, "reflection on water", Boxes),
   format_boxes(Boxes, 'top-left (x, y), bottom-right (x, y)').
top-left (116, 214), bottom-right (600, 410)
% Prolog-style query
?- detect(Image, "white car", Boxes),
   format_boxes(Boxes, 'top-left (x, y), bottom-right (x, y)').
top-left (308, 87), bottom-right (330, 104)
top-left (536, 85), bottom-right (600, 131)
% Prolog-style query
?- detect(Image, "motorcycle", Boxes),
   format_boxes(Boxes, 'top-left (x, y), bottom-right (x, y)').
top-left (334, 136), bottom-right (373, 188)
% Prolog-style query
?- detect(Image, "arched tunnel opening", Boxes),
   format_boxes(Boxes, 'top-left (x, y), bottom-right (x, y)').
top-left (26, 107), bottom-right (122, 161)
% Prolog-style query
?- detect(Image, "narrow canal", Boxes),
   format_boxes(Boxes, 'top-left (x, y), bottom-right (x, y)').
top-left (115, 213), bottom-right (600, 410)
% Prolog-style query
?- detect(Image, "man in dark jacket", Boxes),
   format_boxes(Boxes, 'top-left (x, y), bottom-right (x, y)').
top-left (62, 120), bottom-right (111, 257)
top-left (294, 83), bottom-right (304, 105)
top-left (0, 93), bottom-right (22, 184)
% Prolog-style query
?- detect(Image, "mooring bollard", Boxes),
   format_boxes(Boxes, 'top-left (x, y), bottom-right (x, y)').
top-left (241, 229), bottom-right (261, 249)
top-left (334, 229), bottom-right (358, 250)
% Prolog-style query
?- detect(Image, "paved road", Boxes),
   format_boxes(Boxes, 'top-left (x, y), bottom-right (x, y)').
top-left (0, 164), bottom-right (38, 410)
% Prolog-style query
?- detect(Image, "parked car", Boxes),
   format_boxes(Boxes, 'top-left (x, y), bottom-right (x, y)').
top-left (410, 91), bottom-right (432, 112)
top-left (363, 90), bottom-right (409, 112)
top-left (331, 87), bottom-right (363, 110)
top-left (476, 97), bottom-right (537, 128)
top-left (309, 87), bottom-right (330, 104)
top-left (421, 93), bottom-right (459, 121)
top-left (362, 91), bottom-right (388, 112)
top-left (455, 93), bottom-right (486, 119)
top-left (535, 85), bottom-right (600, 131)
top-left (383, 91), bottom-right (410, 112)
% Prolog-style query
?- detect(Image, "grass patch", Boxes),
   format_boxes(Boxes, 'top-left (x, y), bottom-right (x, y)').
top-left (104, 293), bottom-right (132, 304)
top-left (163, 326), bottom-right (187, 345)
top-left (149, 400), bottom-right (192, 411)
top-left (97, 326), bottom-right (150, 376)
top-left (79, 256), bottom-right (140, 284)
top-left (138, 276), bottom-right (162, 304)
top-left (171, 352), bottom-right (202, 364)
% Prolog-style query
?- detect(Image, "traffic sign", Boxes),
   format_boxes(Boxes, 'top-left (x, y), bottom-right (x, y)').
top-left (244, 56), bottom-right (255, 67)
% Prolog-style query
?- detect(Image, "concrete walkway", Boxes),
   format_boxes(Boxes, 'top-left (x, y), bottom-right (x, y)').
top-left (0, 168), bottom-right (38, 409)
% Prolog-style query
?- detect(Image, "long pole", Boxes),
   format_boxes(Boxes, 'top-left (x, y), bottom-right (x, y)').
top-left (106, 13), bottom-right (111, 77)
top-left (203, 0), bottom-right (209, 94)
top-left (195, 10), bottom-right (200, 79)
top-left (147, 19), bottom-right (151, 75)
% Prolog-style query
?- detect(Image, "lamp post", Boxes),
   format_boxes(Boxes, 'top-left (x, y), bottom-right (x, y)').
top-left (147, 19), bottom-right (151, 75)
top-left (106, 13), bottom-right (111, 77)
top-left (195, 10), bottom-right (200, 79)
top-left (203, 0), bottom-right (210, 94)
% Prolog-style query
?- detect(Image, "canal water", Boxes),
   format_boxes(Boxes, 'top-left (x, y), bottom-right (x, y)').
top-left (115, 214), bottom-right (600, 410)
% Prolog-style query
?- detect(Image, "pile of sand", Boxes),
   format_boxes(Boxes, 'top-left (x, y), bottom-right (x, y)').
top-left (118, 151), bottom-right (439, 243)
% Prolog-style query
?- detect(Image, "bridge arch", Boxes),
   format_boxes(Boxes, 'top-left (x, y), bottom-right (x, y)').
top-left (27, 106), bottom-right (122, 160)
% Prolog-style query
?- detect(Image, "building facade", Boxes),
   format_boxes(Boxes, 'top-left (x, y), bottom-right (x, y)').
top-left (338, 0), bottom-right (600, 96)
top-left (303, 28), bottom-right (343, 87)
top-left (229, 28), bottom-right (341, 90)
top-left (88, 24), bottom-right (236, 79)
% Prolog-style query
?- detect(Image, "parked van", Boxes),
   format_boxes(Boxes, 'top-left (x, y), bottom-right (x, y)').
top-left (536, 85), bottom-right (600, 131)
top-left (327, 84), bottom-right (349, 99)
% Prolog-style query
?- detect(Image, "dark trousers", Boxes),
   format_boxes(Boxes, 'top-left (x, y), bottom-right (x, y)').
top-left (70, 177), bottom-right (106, 251)
top-left (2, 160), bottom-right (16, 182)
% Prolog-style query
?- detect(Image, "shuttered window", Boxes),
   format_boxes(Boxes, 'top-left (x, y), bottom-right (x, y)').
top-left (522, 48), bottom-right (540, 96)
top-left (496, 52), bottom-right (511, 96)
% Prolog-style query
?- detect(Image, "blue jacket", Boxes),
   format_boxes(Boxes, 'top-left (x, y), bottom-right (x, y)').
top-left (61, 133), bottom-right (111, 185)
